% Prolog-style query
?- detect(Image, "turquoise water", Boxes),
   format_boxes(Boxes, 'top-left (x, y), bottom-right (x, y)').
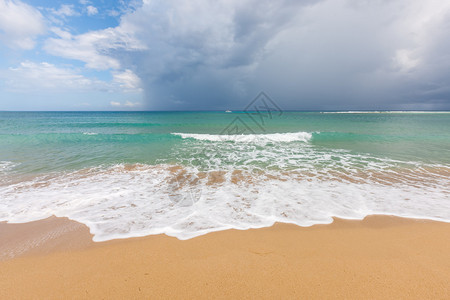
top-left (1, 111), bottom-right (449, 240)
top-left (1, 111), bottom-right (449, 173)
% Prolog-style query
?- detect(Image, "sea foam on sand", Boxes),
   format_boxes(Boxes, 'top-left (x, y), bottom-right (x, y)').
top-left (1, 162), bottom-right (449, 242)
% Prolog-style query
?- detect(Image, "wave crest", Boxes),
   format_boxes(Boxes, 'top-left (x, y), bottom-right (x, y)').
top-left (172, 132), bottom-right (313, 143)
top-left (0, 163), bottom-right (449, 242)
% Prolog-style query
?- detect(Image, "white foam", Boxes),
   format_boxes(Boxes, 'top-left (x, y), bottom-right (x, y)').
top-left (172, 132), bottom-right (313, 143)
top-left (82, 132), bottom-right (98, 135)
top-left (0, 161), bottom-right (19, 173)
top-left (0, 163), bottom-right (449, 242)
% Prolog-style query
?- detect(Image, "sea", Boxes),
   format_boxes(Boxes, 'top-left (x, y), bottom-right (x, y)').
top-left (0, 111), bottom-right (449, 241)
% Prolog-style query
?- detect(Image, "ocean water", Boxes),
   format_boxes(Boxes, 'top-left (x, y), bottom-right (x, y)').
top-left (0, 111), bottom-right (449, 241)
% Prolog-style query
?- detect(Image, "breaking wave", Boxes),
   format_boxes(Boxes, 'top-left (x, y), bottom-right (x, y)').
top-left (172, 132), bottom-right (313, 143)
top-left (0, 162), bottom-right (449, 242)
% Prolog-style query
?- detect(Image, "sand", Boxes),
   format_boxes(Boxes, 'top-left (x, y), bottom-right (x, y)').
top-left (0, 216), bottom-right (449, 299)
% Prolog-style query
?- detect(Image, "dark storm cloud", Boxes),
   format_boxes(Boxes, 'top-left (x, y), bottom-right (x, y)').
top-left (45, 0), bottom-right (450, 110)
top-left (113, 0), bottom-right (323, 110)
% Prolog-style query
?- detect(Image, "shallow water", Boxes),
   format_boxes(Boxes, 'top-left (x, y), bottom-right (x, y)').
top-left (0, 111), bottom-right (449, 240)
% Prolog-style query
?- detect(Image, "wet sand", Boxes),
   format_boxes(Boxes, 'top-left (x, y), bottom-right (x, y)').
top-left (0, 216), bottom-right (449, 299)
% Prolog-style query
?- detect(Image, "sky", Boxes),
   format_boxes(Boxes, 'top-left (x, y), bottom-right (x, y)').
top-left (0, 0), bottom-right (450, 111)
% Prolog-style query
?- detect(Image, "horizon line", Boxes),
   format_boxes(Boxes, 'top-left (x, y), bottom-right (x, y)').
top-left (1, 110), bottom-right (450, 113)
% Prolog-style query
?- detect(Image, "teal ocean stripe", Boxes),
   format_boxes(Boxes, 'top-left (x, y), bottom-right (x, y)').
top-left (1, 111), bottom-right (449, 174)
top-left (1, 111), bottom-right (449, 241)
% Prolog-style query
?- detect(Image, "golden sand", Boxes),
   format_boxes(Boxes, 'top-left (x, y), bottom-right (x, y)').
top-left (0, 216), bottom-right (449, 299)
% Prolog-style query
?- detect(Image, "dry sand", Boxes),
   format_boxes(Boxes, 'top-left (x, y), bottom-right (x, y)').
top-left (0, 215), bottom-right (449, 299)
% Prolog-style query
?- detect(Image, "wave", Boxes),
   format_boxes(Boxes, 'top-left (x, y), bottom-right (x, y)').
top-left (0, 161), bottom-right (18, 172)
top-left (172, 132), bottom-right (313, 143)
top-left (0, 163), bottom-right (449, 242)
top-left (0, 161), bottom-right (19, 185)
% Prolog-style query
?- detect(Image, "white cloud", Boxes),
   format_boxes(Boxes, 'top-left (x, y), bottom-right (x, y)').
top-left (86, 5), bottom-right (98, 16)
top-left (110, 101), bottom-right (141, 107)
top-left (108, 9), bottom-right (120, 17)
top-left (50, 27), bottom-right (72, 39)
top-left (44, 26), bottom-right (146, 70)
top-left (393, 49), bottom-right (420, 72)
top-left (50, 4), bottom-right (78, 17)
top-left (113, 69), bottom-right (142, 91)
top-left (0, 0), bottom-right (45, 49)
top-left (1, 61), bottom-right (145, 97)
top-left (124, 101), bottom-right (141, 107)
top-left (2, 61), bottom-right (108, 92)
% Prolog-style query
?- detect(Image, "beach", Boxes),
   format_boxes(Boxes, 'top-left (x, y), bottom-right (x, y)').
top-left (1, 112), bottom-right (449, 298)
top-left (1, 215), bottom-right (449, 299)
top-left (2, 0), bottom-right (450, 297)
top-left (1, 112), bottom-right (450, 242)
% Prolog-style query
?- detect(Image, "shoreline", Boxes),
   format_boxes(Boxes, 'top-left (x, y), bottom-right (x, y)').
top-left (1, 215), bottom-right (449, 298)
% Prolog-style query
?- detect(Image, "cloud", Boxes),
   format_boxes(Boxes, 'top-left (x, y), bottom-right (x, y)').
top-left (86, 5), bottom-right (98, 16)
top-left (108, 0), bottom-right (320, 109)
top-left (50, 4), bottom-right (79, 17)
top-left (41, 0), bottom-right (450, 110)
top-left (44, 26), bottom-right (146, 70)
top-left (110, 100), bottom-right (141, 107)
top-left (2, 61), bottom-right (108, 92)
top-left (124, 101), bottom-right (141, 107)
top-left (113, 69), bottom-right (142, 92)
top-left (1, 61), bottom-right (142, 95)
top-left (0, 0), bottom-right (45, 49)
